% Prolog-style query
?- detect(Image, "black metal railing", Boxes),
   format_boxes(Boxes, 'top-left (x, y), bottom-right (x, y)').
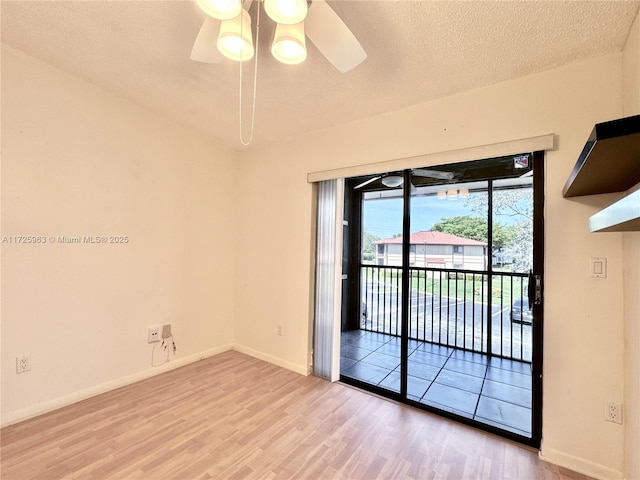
top-left (360, 265), bottom-right (532, 362)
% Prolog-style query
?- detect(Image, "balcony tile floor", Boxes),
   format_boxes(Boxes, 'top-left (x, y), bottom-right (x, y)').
top-left (340, 330), bottom-right (533, 437)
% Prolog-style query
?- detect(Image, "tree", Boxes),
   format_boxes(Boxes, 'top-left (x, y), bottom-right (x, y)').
top-left (464, 188), bottom-right (533, 272)
top-left (430, 215), bottom-right (515, 253)
top-left (362, 230), bottom-right (381, 260)
top-left (465, 189), bottom-right (532, 222)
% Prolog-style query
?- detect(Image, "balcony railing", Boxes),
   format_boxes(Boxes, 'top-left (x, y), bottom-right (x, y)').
top-left (360, 265), bottom-right (532, 362)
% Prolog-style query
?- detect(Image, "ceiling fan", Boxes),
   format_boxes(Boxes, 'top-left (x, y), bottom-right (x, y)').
top-left (190, 0), bottom-right (367, 73)
top-left (354, 169), bottom-right (457, 190)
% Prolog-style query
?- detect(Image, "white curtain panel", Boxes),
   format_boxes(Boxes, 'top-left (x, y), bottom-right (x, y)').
top-left (313, 179), bottom-right (343, 381)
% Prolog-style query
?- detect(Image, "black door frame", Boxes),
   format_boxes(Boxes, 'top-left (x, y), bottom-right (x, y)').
top-left (340, 152), bottom-right (545, 449)
top-left (530, 150), bottom-right (545, 446)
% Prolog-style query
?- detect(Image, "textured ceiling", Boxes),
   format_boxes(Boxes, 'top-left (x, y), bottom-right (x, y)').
top-left (2, 1), bottom-right (639, 150)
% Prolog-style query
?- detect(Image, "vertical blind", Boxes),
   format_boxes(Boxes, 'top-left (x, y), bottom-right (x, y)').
top-left (313, 179), bottom-right (342, 380)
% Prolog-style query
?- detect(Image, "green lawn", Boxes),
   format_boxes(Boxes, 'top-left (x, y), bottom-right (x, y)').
top-left (361, 266), bottom-right (528, 307)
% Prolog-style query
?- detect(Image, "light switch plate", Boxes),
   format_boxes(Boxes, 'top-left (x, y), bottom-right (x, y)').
top-left (590, 257), bottom-right (607, 278)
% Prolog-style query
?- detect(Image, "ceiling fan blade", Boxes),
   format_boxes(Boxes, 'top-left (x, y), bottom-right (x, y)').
top-left (190, 17), bottom-right (223, 64)
top-left (305, 0), bottom-right (367, 73)
top-left (412, 168), bottom-right (455, 181)
top-left (354, 176), bottom-right (381, 189)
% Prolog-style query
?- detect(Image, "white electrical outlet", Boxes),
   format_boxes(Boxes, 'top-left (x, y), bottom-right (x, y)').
top-left (604, 400), bottom-right (623, 424)
top-left (16, 355), bottom-right (31, 374)
top-left (148, 325), bottom-right (161, 343)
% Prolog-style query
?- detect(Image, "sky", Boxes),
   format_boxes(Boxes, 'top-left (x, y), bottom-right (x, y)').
top-left (363, 196), bottom-right (468, 238)
top-left (363, 192), bottom-right (524, 239)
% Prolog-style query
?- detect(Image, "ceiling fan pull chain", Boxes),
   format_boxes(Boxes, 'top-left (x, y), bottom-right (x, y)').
top-left (239, 2), bottom-right (260, 146)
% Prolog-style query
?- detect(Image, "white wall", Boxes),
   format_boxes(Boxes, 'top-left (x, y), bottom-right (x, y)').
top-left (237, 53), bottom-right (627, 479)
top-left (622, 10), bottom-right (640, 480)
top-left (1, 45), bottom-right (238, 424)
top-left (2, 18), bottom-right (637, 480)
top-left (623, 10), bottom-right (640, 116)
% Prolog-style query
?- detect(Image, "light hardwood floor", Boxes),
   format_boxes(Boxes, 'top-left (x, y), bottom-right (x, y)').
top-left (1, 351), bottom-right (593, 480)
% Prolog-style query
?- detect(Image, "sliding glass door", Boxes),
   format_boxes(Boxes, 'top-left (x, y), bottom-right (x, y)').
top-left (341, 172), bottom-right (405, 393)
top-left (339, 152), bottom-right (544, 447)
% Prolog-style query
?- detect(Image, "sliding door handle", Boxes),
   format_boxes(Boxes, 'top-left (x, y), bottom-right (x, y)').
top-left (528, 272), bottom-right (542, 307)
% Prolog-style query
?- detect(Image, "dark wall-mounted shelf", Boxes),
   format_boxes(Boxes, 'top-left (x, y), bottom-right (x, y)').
top-left (563, 115), bottom-right (640, 198)
top-left (563, 114), bottom-right (640, 232)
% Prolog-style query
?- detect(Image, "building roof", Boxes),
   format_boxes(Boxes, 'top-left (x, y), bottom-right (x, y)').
top-left (374, 231), bottom-right (487, 246)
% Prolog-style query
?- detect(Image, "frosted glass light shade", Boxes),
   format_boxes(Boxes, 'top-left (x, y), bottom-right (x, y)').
top-left (459, 187), bottom-right (470, 198)
top-left (217, 9), bottom-right (254, 61)
top-left (264, 0), bottom-right (308, 24)
top-left (381, 175), bottom-right (403, 188)
top-left (196, 0), bottom-right (242, 20)
top-left (437, 190), bottom-right (446, 200)
top-left (271, 22), bottom-right (307, 64)
top-left (447, 188), bottom-right (458, 200)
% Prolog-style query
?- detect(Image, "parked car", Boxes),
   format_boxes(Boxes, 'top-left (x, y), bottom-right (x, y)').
top-left (510, 298), bottom-right (533, 324)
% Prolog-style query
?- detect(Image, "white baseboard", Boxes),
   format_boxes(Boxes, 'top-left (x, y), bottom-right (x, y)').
top-left (6, 347), bottom-right (627, 480)
top-left (2, 344), bottom-right (308, 428)
top-left (1, 344), bottom-right (233, 428)
top-left (539, 447), bottom-right (624, 480)
top-left (231, 344), bottom-right (309, 376)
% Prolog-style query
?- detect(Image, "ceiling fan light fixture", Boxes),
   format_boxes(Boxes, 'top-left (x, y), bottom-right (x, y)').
top-left (197, 0), bottom-right (242, 20)
top-left (271, 22), bottom-right (307, 64)
top-left (437, 190), bottom-right (446, 200)
top-left (447, 188), bottom-right (458, 200)
top-left (381, 175), bottom-right (403, 188)
top-left (264, 0), bottom-right (308, 25)
top-left (217, 9), bottom-right (255, 62)
top-left (459, 187), bottom-right (470, 198)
